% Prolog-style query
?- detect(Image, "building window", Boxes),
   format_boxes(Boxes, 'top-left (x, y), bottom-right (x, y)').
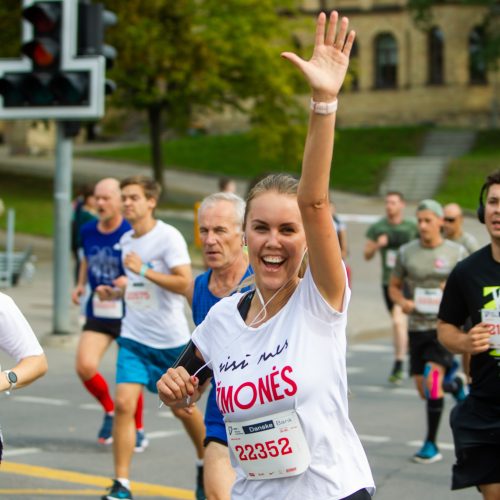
top-left (469, 26), bottom-right (487, 84)
top-left (375, 33), bottom-right (397, 89)
top-left (428, 27), bottom-right (444, 85)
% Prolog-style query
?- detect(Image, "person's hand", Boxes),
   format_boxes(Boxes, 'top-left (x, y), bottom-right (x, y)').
top-left (123, 252), bottom-right (142, 275)
top-left (95, 284), bottom-right (116, 301)
top-left (113, 275), bottom-right (128, 290)
top-left (377, 234), bottom-right (389, 249)
top-left (465, 323), bottom-right (495, 354)
top-left (71, 284), bottom-right (85, 305)
top-left (401, 299), bottom-right (415, 315)
top-left (157, 367), bottom-right (199, 409)
top-left (281, 11), bottom-right (355, 101)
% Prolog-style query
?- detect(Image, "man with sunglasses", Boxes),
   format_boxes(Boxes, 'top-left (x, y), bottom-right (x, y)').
top-left (443, 203), bottom-right (479, 256)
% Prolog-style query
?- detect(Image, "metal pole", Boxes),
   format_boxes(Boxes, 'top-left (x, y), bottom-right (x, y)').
top-left (6, 208), bottom-right (15, 287)
top-left (53, 121), bottom-right (72, 334)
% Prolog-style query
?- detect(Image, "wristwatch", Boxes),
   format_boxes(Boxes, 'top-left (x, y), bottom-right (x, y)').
top-left (4, 370), bottom-right (18, 395)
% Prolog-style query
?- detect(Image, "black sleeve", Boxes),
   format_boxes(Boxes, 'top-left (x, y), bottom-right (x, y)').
top-left (172, 341), bottom-right (212, 385)
top-left (438, 265), bottom-right (468, 327)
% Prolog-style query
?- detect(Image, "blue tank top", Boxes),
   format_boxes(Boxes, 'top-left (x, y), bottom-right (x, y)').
top-left (192, 266), bottom-right (253, 326)
top-left (80, 219), bottom-right (131, 319)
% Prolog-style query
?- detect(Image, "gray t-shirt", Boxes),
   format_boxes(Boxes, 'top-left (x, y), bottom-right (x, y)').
top-left (393, 239), bottom-right (467, 331)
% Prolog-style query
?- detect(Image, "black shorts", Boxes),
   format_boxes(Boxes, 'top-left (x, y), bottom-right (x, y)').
top-left (82, 318), bottom-right (121, 339)
top-left (409, 329), bottom-right (453, 375)
top-left (450, 396), bottom-right (500, 490)
top-left (382, 285), bottom-right (394, 312)
top-left (203, 437), bottom-right (228, 448)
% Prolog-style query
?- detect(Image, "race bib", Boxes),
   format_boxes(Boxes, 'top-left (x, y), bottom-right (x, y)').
top-left (481, 309), bottom-right (500, 349)
top-left (92, 296), bottom-right (123, 319)
top-left (225, 409), bottom-right (311, 480)
top-left (385, 250), bottom-right (397, 269)
top-left (125, 280), bottom-right (159, 311)
top-left (414, 287), bottom-right (442, 314)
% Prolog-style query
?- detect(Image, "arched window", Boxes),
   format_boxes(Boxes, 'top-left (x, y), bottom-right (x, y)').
top-left (469, 26), bottom-right (487, 84)
top-left (428, 27), bottom-right (444, 85)
top-left (375, 33), bottom-right (397, 89)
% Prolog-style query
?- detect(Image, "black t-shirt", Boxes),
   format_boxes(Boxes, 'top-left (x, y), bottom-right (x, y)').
top-left (439, 244), bottom-right (500, 402)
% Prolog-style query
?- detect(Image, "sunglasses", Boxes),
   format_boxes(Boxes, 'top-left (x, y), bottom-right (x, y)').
top-left (444, 217), bottom-right (457, 223)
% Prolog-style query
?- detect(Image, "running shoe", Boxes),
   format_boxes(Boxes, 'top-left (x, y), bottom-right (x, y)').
top-left (101, 479), bottom-right (133, 499)
top-left (388, 368), bottom-right (404, 385)
top-left (134, 429), bottom-right (149, 453)
top-left (195, 464), bottom-right (206, 500)
top-left (413, 441), bottom-right (442, 464)
top-left (451, 374), bottom-right (468, 403)
top-left (97, 414), bottom-right (113, 445)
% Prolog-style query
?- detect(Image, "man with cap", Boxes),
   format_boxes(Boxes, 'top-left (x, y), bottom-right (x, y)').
top-left (443, 203), bottom-right (480, 256)
top-left (389, 199), bottom-right (467, 464)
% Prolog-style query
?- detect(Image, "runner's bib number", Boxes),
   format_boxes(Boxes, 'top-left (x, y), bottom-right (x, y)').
top-left (481, 309), bottom-right (500, 349)
top-left (385, 250), bottom-right (397, 269)
top-left (125, 280), bottom-right (159, 311)
top-left (414, 287), bottom-right (442, 314)
top-left (92, 296), bottom-right (123, 319)
top-left (225, 409), bottom-right (311, 480)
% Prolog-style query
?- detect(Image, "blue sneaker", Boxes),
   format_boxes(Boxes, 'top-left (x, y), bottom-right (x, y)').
top-left (134, 430), bottom-right (149, 453)
top-left (452, 374), bottom-right (468, 402)
top-left (413, 440), bottom-right (442, 464)
top-left (101, 479), bottom-right (133, 499)
top-left (98, 414), bottom-right (113, 445)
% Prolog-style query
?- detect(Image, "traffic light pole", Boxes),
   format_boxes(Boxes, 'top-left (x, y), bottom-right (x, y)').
top-left (53, 121), bottom-right (73, 335)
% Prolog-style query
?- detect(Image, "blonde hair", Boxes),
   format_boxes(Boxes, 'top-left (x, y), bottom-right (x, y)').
top-left (238, 173), bottom-right (307, 292)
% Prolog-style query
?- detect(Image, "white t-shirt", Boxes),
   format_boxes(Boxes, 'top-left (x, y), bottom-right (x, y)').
top-left (120, 220), bottom-right (191, 349)
top-left (193, 267), bottom-right (375, 500)
top-left (0, 292), bottom-right (44, 362)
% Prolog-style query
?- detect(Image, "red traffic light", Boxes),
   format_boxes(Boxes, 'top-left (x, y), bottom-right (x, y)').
top-left (23, 3), bottom-right (61, 34)
top-left (23, 38), bottom-right (59, 68)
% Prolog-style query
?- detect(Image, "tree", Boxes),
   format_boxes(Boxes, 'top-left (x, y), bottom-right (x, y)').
top-left (0, 0), bottom-right (21, 58)
top-left (104, 0), bottom-right (307, 195)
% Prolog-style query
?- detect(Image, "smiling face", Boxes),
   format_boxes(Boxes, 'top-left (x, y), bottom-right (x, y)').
top-left (199, 200), bottom-right (243, 271)
top-left (245, 191), bottom-right (306, 296)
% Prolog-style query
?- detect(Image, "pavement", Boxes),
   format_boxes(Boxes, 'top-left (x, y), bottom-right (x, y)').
top-left (0, 144), bottom-right (490, 346)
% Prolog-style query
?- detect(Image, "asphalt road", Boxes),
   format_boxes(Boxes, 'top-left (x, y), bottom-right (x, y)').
top-left (0, 335), bottom-right (475, 500)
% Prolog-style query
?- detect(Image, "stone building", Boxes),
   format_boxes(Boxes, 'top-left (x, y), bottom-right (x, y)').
top-left (301, 0), bottom-right (498, 127)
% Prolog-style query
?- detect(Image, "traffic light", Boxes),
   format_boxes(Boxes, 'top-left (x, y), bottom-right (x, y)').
top-left (0, 0), bottom-right (116, 120)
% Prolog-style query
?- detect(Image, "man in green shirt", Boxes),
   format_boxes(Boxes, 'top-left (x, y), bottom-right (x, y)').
top-left (364, 191), bottom-right (418, 384)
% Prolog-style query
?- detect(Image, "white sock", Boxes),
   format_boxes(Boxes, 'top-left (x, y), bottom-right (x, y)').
top-left (116, 478), bottom-right (130, 489)
top-left (195, 458), bottom-right (204, 467)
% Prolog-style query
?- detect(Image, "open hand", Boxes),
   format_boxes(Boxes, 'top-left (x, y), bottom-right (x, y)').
top-left (281, 11), bottom-right (355, 101)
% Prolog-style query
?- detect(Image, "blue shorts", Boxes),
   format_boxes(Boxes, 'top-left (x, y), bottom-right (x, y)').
top-left (204, 380), bottom-right (228, 446)
top-left (116, 337), bottom-right (186, 394)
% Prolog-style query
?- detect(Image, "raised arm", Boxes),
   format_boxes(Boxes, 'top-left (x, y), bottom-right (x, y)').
top-left (282, 11), bottom-right (355, 310)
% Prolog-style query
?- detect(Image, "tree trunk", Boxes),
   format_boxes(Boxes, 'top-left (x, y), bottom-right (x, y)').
top-left (147, 105), bottom-right (167, 197)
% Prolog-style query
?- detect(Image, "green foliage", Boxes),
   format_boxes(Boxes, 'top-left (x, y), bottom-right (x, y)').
top-left (436, 130), bottom-right (500, 210)
top-left (83, 125), bottom-right (428, 194)
top-left (104, 0), bottom-right (306, 165)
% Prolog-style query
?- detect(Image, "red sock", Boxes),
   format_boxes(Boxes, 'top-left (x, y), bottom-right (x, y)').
top-left (135, 391), bottom-right (144, 430)
top-left (83, 373), bottom-right (114, 413)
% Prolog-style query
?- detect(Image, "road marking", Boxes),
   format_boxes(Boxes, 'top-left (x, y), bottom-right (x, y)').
top-left (1, 461), bottom-right (194, 499)
top-left (12, 395), bottom-right (69, 406)
top-left (347, 366), bottom-right (365, 374)
top-left (2, 448), bottom-right (41, 457)
top-left (79, 403), bottom-right (102, 410)
top-left (349, 344), bottom-right (393, 353)
top-left (146, 430), bottom-right (183, 439)
top-left (359, 434), bottom-right (391, 443)
top-left (0, 489), bottom-right (185, 497)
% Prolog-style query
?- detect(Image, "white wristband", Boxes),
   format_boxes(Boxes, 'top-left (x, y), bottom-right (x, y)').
top-left (310, 98), bottom-right (338, 115)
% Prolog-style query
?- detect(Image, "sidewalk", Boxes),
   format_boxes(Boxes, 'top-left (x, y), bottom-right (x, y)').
top-left (0, 146), bottom-right (489, 346)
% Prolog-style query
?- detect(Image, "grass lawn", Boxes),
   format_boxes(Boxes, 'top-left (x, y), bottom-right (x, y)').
top-left (83, 126), bottom-right (429, 195)
top-left (436, 130), bottom-right (500, 212)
